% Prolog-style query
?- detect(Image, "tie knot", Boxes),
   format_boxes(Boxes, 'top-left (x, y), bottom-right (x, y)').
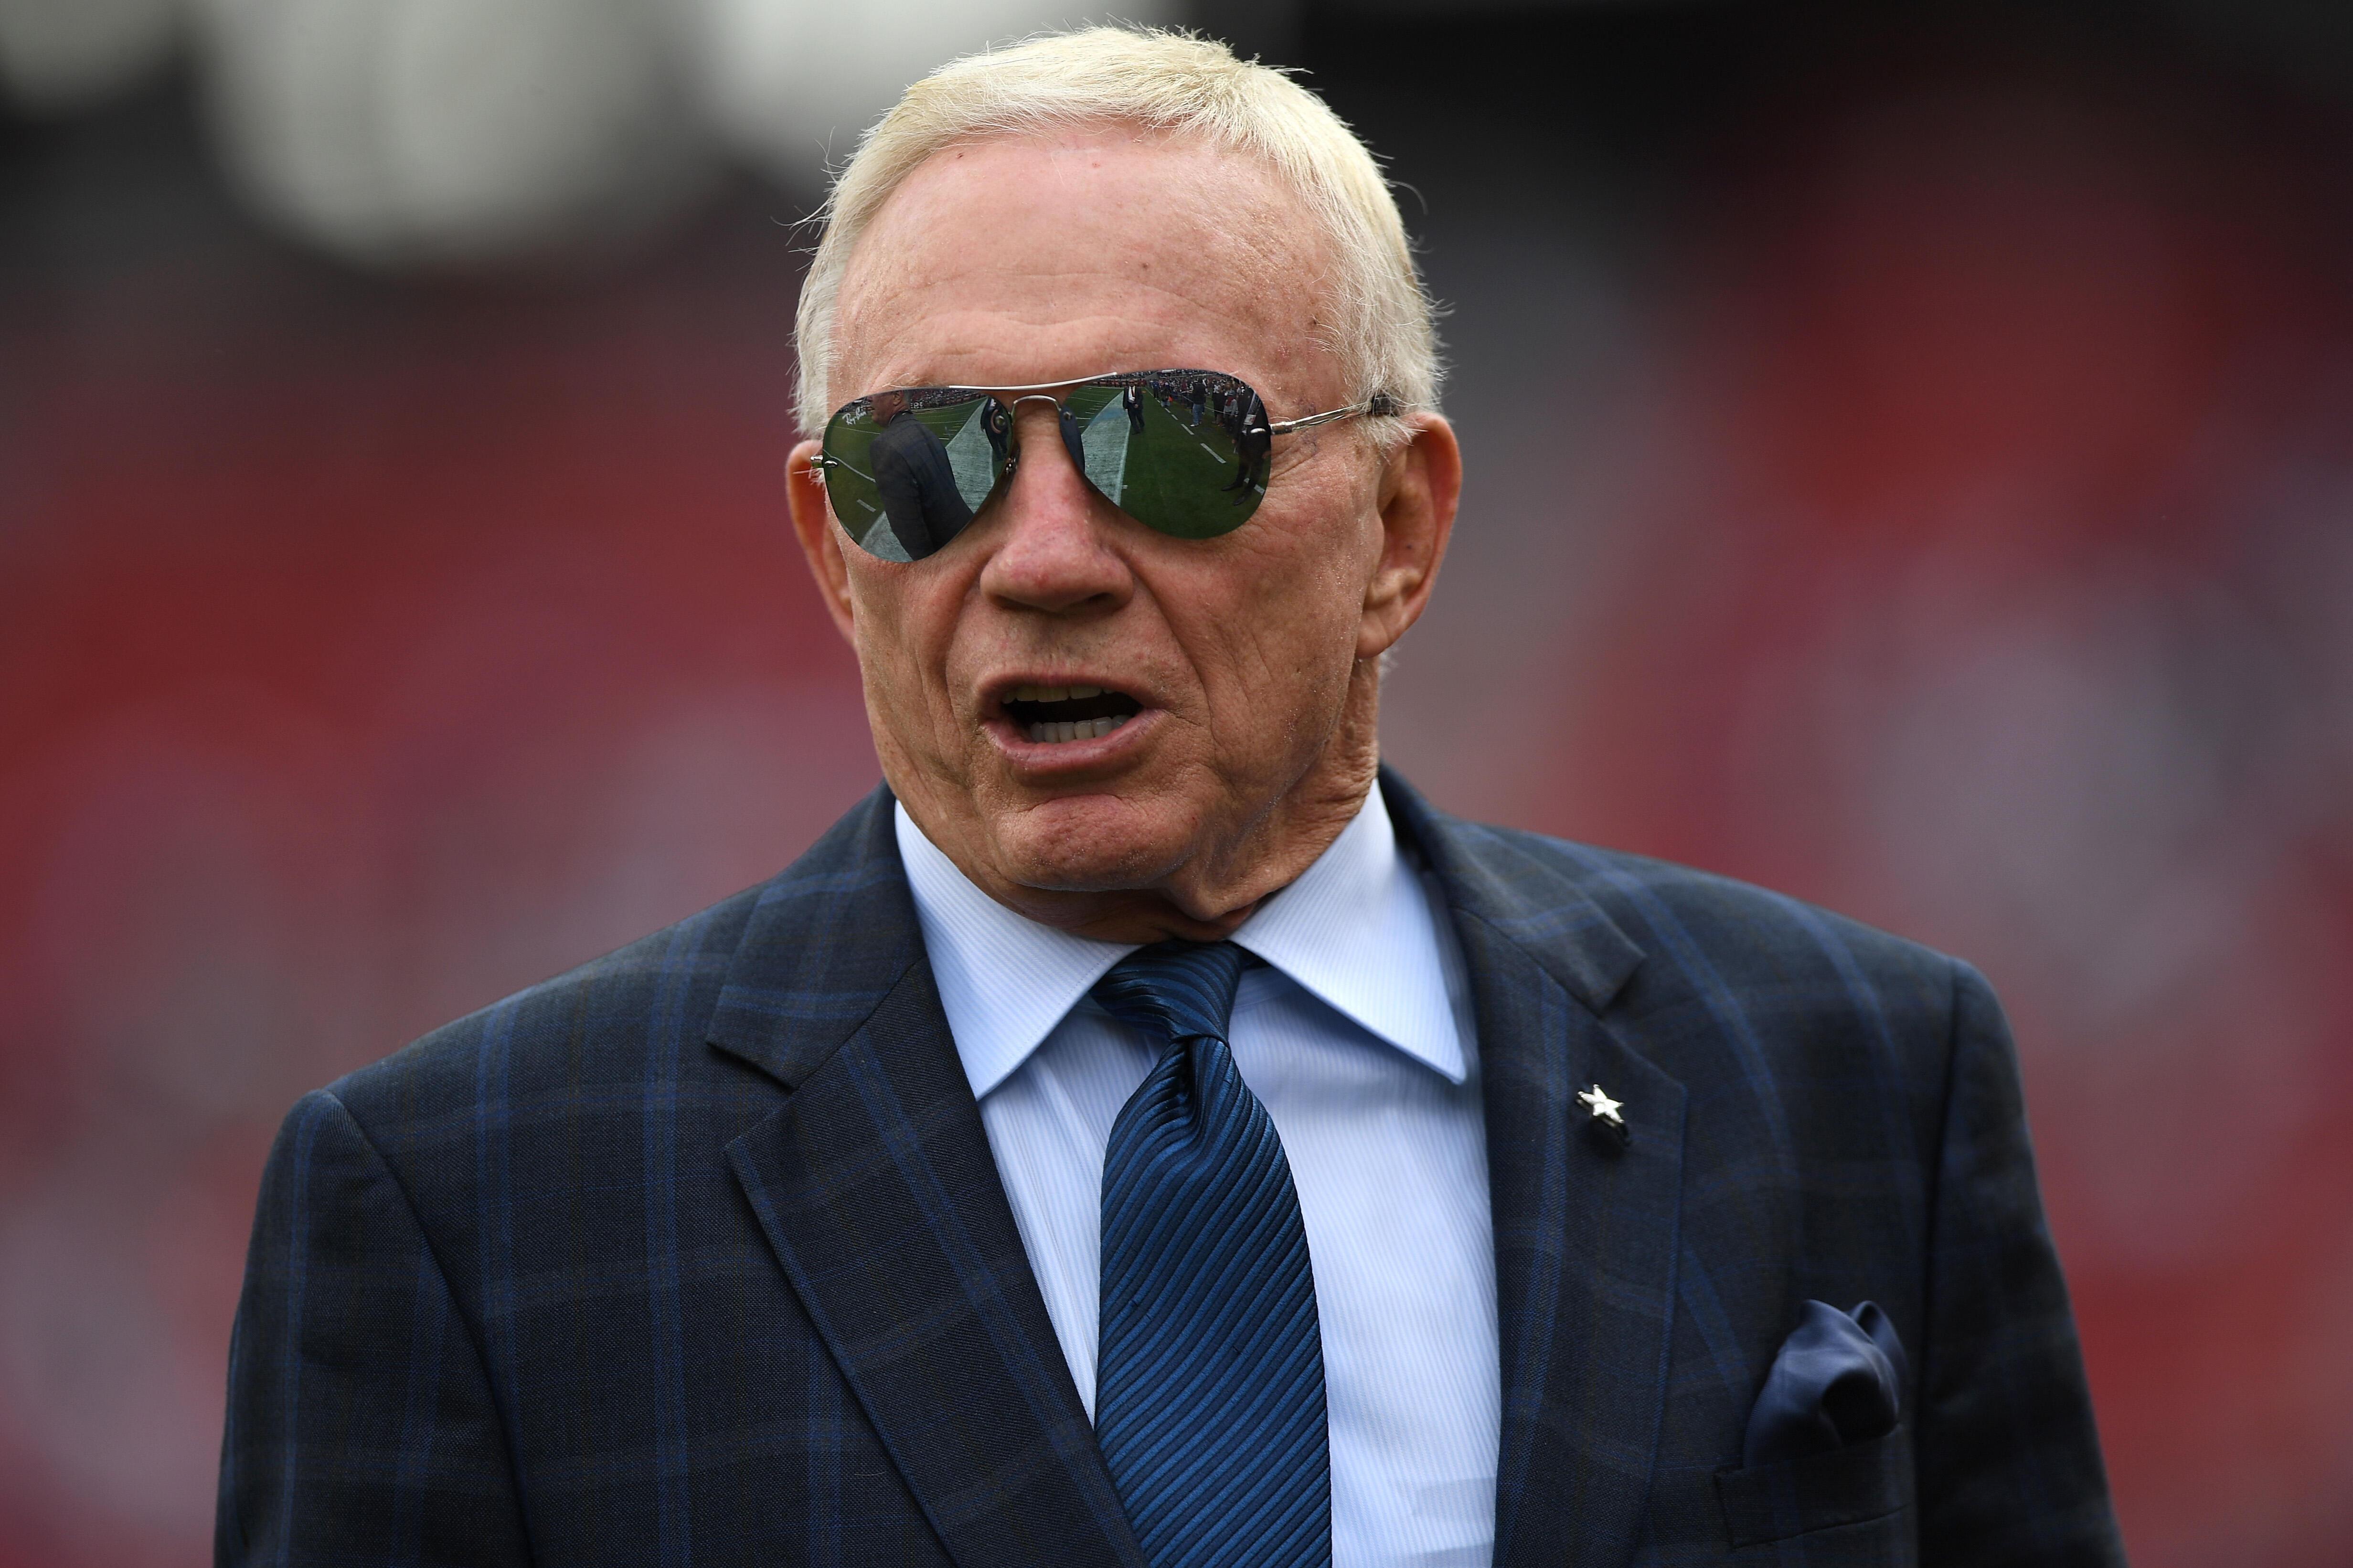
top-left (1091, 941), bottom-right (1252, 1048)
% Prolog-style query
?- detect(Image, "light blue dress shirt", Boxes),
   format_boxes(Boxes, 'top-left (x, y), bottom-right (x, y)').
top-left (895, 782), bottom-right (1500, 1568)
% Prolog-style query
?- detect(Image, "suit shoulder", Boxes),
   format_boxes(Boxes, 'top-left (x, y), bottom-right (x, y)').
top-left (317, 787), bottom-right (900, 1133)
top-left (323, 878), bottom-right (772, 1127)
top-left (1431, 820), bottom-right (1990, 1114)
top-left (1459, 821), bottom-right (1963, 999)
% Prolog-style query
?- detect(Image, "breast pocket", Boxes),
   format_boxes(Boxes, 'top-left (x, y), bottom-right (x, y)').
top-left (1712, 1424), bottom-right (1911, 1552)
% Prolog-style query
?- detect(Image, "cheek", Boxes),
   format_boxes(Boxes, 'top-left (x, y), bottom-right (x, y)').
top-left (845, 565), bottom-right (962, 720)
top-left (1251, 479), bottom-right (1381, 649)
top-left (1193, 488), bottom-right (1376, 710)
top-left (844, 568), bottom-right (903, 671)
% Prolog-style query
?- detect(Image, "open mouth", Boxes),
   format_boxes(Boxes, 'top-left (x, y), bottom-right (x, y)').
top-left (1002, 684), bottom-right (1144, 744)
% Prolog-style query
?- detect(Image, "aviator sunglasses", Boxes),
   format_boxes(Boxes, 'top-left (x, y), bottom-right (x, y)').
top-left (815, 369), bottom-right (1399, 562)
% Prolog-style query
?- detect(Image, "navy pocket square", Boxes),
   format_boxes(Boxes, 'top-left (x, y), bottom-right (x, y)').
top-left (1742, 1300), bottom-right (1909, 1468)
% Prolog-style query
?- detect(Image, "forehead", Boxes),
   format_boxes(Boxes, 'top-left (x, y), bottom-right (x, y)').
top-left (830, 127), bottom-right (1337, 405)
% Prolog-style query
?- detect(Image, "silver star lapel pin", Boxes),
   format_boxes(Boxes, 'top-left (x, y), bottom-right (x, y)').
top-left (1577, 1082), bottom-right (1629, 1147)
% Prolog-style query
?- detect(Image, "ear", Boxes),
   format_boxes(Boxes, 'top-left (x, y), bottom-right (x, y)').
top-left (786, 438), bottom-right (859, 646)
top-left (1357, 412), bottom-right (1461, 661)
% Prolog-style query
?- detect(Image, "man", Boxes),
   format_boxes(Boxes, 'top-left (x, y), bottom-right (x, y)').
top-left (867, 388), bottom-right (973, 557)
top-left (981, 389), bottom-right (1012, 478)
top-left (218, 27), bottom-right (2123, 1568)
top-left (1220, 385), bottom-right (1273, 500)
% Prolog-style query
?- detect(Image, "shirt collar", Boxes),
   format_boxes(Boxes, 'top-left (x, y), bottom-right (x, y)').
top-left (1228, 782), bottom-right (1465, 1083)
top-left (894, 779), bottom-right (1465, 1100)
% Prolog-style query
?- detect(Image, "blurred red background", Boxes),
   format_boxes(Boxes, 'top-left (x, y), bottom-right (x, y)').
top-left (3, 3), bottom-right (2350, 1564)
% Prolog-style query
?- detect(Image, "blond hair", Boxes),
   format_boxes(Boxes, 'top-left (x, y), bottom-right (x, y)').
top-left (792, 26), bottom-right (1439, 437)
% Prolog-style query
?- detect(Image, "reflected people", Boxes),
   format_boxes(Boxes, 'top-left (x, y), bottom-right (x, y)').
top-left (1220, 386), bottom-right (1270, 498)
top-left (981, 395), bottom-right (1011, 478)
top-left (869, 389), bottom-right (972, 557)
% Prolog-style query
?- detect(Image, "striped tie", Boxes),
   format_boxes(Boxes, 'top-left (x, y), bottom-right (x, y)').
top-left (1092, 942), bottom-right (1331, 1568)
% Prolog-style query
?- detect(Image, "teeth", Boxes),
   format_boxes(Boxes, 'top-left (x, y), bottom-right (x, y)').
top-left (1013, 683), bottom-right (1116, 703)
top-left (1024, 714), bottom-right (1131, 744)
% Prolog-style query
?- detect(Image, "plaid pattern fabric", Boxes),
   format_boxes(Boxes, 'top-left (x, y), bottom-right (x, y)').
top-left (218, 768), bottom-right (2123, 1566)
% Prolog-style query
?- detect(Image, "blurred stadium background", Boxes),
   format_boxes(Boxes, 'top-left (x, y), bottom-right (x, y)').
top-left (3, 0), bottom-right (2351, 1562)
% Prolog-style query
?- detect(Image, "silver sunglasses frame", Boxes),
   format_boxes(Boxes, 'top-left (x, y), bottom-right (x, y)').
top-left (819, 370), bottom-right (1402, 442)
top-left (810, 371), bottom-right (1404, 560)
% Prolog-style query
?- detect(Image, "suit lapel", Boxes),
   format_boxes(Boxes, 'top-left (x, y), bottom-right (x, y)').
top-left (709, 790), bottom-right (1144, 1568)
top-left (1386, 770), bottom-right (1687, 1568)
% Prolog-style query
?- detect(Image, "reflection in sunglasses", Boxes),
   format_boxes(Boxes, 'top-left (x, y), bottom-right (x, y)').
top-left (818, 370), bottom-right (1387, 561)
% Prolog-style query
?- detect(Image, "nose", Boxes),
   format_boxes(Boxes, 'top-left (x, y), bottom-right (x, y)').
top-left (978, 397), bottom-right (1133, 617)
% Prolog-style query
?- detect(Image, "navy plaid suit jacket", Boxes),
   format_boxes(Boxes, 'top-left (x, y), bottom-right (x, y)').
top-left (218, 770), bottom-right (2123, 1566)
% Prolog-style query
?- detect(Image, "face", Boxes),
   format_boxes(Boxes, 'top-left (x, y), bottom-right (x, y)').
top-left (787, 127), bottom-right (1460, 942)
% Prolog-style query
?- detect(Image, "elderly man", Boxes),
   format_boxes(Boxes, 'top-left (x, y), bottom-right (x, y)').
top-left (218, 28), bottom-right (2124, 1568)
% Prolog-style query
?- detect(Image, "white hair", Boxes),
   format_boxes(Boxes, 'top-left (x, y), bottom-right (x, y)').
top-left (792, 25), bottom-right (1440, 439)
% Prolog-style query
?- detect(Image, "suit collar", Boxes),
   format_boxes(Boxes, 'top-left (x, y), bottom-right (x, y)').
top-left (707, 770), bottom-right (1642, 1085)
top-left (726, 957), bottom-right (1147, 1568)
top-left (1383, 768), bottom-right (1687, 1568)
top-left (1380, 766), bottom-right (1645, 1015)
top-left (709, 784), bottom-right (1145, 1568)
top-left (706, 785), bottom-right (923, 1090)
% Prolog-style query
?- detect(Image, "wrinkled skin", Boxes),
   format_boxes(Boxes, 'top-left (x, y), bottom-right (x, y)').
top-left (787, 127), bottom-right (1461, 943)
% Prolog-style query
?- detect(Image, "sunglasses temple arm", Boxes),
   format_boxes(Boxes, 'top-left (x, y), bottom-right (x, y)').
top-left (1266, 393), bottom-right (1403, 435)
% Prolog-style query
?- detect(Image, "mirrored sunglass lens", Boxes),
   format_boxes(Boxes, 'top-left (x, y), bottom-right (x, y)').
top-left (1081, 372), bottom-right (1267, 540)
top-left (822, 372), bottom-right (1274, 559)
top-left (821, 390), bottom-right (1002, 561)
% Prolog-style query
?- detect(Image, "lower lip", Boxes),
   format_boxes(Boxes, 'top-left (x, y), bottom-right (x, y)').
top-left (987, 709), bottom-right (1157, 770)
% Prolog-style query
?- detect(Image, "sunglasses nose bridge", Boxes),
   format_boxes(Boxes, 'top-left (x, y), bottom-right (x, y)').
top-left (1001, 393), bottom-right (1086, 481)
top-left (1004, 393), bottom-right (1065, 450)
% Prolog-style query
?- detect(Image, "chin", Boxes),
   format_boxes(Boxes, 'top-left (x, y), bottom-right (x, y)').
top-left (991, 792), bottom-right (1192, 894)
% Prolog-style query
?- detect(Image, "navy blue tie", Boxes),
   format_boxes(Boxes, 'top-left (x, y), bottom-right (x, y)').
top-left (1092, 942), bottom-right (1331, 1568)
